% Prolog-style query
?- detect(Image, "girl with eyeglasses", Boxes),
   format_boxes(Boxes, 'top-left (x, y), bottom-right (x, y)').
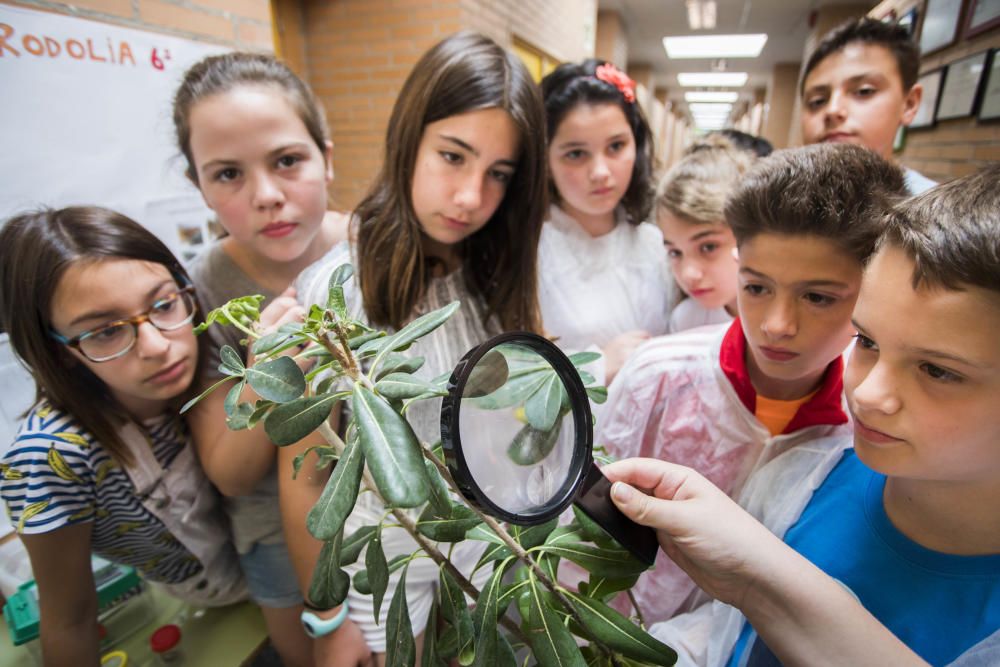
top-left (0, 206), bottom-right (246, 666)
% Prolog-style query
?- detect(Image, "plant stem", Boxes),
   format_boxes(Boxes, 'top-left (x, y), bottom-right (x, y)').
top-left (627, 589), bottom-right (647, 630)
top-left (421, 449), bottom-right (607, 654)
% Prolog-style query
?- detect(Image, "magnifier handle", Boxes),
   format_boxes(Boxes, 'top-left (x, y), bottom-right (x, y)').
top-left (575, 463), bottom-right (659, 566)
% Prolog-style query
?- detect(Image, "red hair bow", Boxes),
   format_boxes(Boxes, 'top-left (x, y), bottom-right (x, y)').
top-left (595, 63), bottom-right (636, 104)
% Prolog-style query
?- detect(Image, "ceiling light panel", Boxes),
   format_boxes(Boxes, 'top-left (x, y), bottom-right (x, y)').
top-left (685, 0), bottom-right (717, 30)
top-left (689, 103), bottom-right (733, 113)
top-left (663, 34), bottom-right (768, 59)
top-left (677, 72), bottom-right (748, 87)
top-left (685, 91), bottom-right (740, 103)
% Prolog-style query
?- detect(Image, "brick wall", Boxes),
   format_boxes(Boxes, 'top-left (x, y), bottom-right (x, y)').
top-left (870, 0), bottom-right (1000, 181)
top-left (3, 0), bottom-right (274, 50)
top-left (299, 0), bottom-right (596, 211)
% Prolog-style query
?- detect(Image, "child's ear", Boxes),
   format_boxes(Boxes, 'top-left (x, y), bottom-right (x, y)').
top-left (324, 141), bottom-right (335, 183)
top-left (900, 83), bottom-right (923, 126)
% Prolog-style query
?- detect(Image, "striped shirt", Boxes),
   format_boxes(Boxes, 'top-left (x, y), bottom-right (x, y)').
top-left (0, 404), bottom-right (204, 584)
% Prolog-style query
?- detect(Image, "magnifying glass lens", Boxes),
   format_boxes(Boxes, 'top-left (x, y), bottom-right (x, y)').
top-left (458, 343), bottom-right (577, 516)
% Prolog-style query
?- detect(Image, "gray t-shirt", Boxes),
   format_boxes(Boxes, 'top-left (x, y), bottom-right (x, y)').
top-left (186, 241), bottom-right (284, 554)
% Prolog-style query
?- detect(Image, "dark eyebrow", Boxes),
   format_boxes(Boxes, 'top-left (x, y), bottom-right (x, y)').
top-left (740, 266), bottom-right (849, 290)
top-left (201, 142), bottom-right (312, 172)
top-left (68, 280), bottom-right (174, 328)
top-left (441, 135), bottom-right (517, 169)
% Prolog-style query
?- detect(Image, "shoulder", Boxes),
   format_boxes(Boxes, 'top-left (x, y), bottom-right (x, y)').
top-left (904, 168), bottom-right (938, 195)
top-left (185, 240), bottom-right (228, 282)
top-left (2, 404), bottom-right (102, 534)
top-left (628, 325), bottom-right (726, 374)
top-left (670, 300), bottom-right (732, 333)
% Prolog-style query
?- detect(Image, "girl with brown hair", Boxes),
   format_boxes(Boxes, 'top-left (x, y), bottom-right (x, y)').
top-left (0, 207), bottom-right (246, 666)
top-left (283, 30), bottom-right (547, 663)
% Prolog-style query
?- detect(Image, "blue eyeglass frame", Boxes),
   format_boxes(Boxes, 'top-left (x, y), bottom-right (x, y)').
top-left (50, 284), bottom-right (197, 362)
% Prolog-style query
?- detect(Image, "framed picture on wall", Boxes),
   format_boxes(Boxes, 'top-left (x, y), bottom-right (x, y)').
top-left (936, 51), bottom-right (989, 119)
top-left (918, 0), bottom-right (966, 54)
top-left (910, 68), bottom-right (946, 128)
top-left (978, 50), bottom-right (1000, 120)
top-left (963, 0), bottom-right (1000, 37)
top-left (899, 5), bottom-right (921, 36)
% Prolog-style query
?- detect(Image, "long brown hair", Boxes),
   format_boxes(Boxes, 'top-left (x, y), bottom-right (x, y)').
top-left (354, 31), bottom-right (546, 332)
top-left (0, 207), bottom-right (203, 465)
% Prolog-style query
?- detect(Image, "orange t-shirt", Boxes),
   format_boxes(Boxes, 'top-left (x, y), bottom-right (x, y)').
top-left (755, 391), bottom-right (819, 437)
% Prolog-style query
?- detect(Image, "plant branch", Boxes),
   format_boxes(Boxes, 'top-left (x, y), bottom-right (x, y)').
top-left (421, 448), bottom-right (606, 654)
top-left (627, 589), bottom-right (647, 629)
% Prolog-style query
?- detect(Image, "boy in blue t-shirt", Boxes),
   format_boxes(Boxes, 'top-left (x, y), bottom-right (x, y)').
top-left (605, 164), bottom-right (1000, 666)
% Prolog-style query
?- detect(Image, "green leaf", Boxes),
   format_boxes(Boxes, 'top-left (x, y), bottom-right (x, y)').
top-left (462, 348), bottom-right (510, 398)
top-left (385, 566), bottom-right (416, 667)
top-left (328, 262), bottom-right (355, 288)
top-left (522, 581), bottom-right (587, 667)
top-left (371, 301), bottom-right (460, 373)
top-left (417, 505), bottom-right (481, 542)
top-left (223, 379), bottom-right (245, 417)
top-left (366, 527), bottom-right (390, 620)
top-left (425, 460), bottom-right (455, 518)
top-left (468, 370), bottom-right (547, 410)
top-left (576, 370), bottom-right (596, 385)
top-left (308, 530), bottom-right (349, 609)
top-left (264, 393), bottom-right (341, 446)
top-left (421, 594), bottom-right (446, 667)
top-left (569, 351), bottom-right (601, 366)
top-left (525, 375), bottom-right (563, 432)
top-left (194, 295), bottom-right (265, 335)
top-left (306, 435), bottom-right (364, 540)
top-left (375, 372), bottom-right (446, 400)
top-left (180, 375), bottom-right (236, 414)
top-left (291, 444), bottom-right (337, 480)
top-left (514, 518), bottom-right (560, 549)
top-left (573, 505), bottom-right (610, 544)
top-left (586, 386), bottom-right (609, 404)
top-left (219, 345), bottom-right (246, 377)
top-left (352, 385), bottom-right (429, 508)
top-left (375, 354), bottom-right (426, 380)
top-left (465, 523), bottom-right (506, 546)
top-left (539, 531), bottom-right (649, 579)
top-left (349, 330), bottom-right (384, 350)
top-left (328, 284), bottom-right (348, 320)
top-left (470, 568), bottom-right (500, 667)
top-left (507, 418), bottom-right (563, 466)
top-left (354, 554), bottom-right (409, 595)
top-left (247, 400), bottom-right (274, 429)
top-left (497, 635), bottom-right (517, 667)
top-left (340, 525), bottom-right (377, 566)
top-left (472, 560), bottom-right (513, 633)
top-left (567, 592), bottom-right (677, 666)
top-left (226, 402), bottom-right (254, 430)
top-left (245, 356), bottom-right (306, 402)
top-left (439, 568), bottom-right (475, 665)
top-left (251, 329), bottom-right (295, 357)
top-left (581, 573), bottom-right (641, 602)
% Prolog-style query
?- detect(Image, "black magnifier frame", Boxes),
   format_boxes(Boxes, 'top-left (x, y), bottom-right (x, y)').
top-left (441, 332), bottom-right (658, 566)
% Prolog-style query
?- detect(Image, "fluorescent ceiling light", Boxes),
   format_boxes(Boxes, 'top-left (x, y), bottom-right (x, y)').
top-left (689, 103), bottom-right (732, 113)
top-left (663, 34), bottom-right (768, 59)
top-left (685, 91), bottom-right (739, 103)
top-left (677, 72), bottom-right (748, 87)
top-left (685, 0), bottom-right (717, 30)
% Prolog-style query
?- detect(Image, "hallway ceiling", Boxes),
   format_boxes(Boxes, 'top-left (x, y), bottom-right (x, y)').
top-left (598, 0), bottom-right (820, 109)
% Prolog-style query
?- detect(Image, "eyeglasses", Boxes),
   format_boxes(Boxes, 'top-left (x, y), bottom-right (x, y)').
top-left (51, 286), bottom-right (197, 363)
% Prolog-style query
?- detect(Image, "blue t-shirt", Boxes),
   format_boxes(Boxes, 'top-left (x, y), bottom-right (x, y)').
top-left (728, 450), bottom-right (1000, 667)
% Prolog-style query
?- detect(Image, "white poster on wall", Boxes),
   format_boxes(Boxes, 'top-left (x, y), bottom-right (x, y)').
top-left (0, 5), bottom-right (230, 458)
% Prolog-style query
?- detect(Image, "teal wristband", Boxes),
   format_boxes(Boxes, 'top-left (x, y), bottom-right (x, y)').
top-left (300, 601), bottom-right (350, 638)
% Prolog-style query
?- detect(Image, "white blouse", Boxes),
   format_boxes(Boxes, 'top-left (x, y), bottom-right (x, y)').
top-left (537, 204), bottom-right (674, 354)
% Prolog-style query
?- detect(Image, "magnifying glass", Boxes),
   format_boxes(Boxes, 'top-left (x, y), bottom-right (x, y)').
top-left (440, 332), bottom-right (658, 565)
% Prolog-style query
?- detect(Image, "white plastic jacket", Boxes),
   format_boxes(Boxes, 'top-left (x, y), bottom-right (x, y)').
top-left (596, 321), bottom-right (852, 622)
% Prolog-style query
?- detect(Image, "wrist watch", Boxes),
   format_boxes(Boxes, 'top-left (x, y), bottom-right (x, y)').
top-left (301, 600), bottom-right (350, 638)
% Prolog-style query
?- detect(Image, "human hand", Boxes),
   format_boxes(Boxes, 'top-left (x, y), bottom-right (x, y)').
top-left (603, 330), bottom-right (652, 385)
top-left (603, 458), bottom-right (787, 609)
top-left (252, 288), bottom-right (313, 371)
top-left (313, 617), bottom-right (374, 667)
